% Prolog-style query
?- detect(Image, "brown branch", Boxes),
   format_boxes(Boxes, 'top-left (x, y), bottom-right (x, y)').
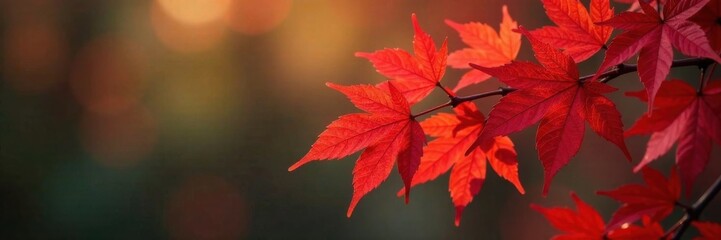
top-left (668, 173), bottom-right (721, 239)
top-left (700, 63), bottom-right (718, 93)
top-left (410, 57), bottom-right (714, 118)
top-left (436, 82), bottom-right (456, 98)
top-left (411, 100), bottom-right (452, 119)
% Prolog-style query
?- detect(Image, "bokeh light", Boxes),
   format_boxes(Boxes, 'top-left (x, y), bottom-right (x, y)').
top-left (153, 56), bottom-right (241, 124)
top-left (70, 36), bottom-right (147, 116)
top-left (224, 0), bottom-right (292, 35)
top-left (165, 175), bottom-right (248, 240)
top-left (151, 1), bottom-right (227, 53)
top-left (80, 106), bottom-right (157, 169)
top-left (328, 1), bottom-right (400, 28)
top-left (272, 2), bottom-right (357, 85)
top-left (157, 0), bottom-right (231, 26)
top-left (3, 5), bottom-right (67, 94)
top-left (2, 1), bottom-right (719, 239)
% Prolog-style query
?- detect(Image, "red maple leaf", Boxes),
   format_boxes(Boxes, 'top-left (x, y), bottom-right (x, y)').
top-left (534, 192), bottom-right (666, 239)
top-left (532, 192), bottom-right (606, 239)
top-left (606, 216), bottom-right (665, 240)
top-left (531, 0), bottom-right (613, 62)
top-left (288, 83), bottom-right (426, 217)
top-left (397, 102), bottom-right (524, 226)
top-left (691, 0), bottom-right (721, 52)
top-left (625, 80), bottom-right (721, 192)
top-left (597, 167), bottom-right (680, 231)
top-left (693, 221), bottom-right (721, 240)
top-left (593, 0), bottom-right (721, 110)
top-left (445, 5), bottom-right (521, 91)
top-left (356, 14), bottom-right (448, 105)
top-left (470, 27), bottom-right (631, 195)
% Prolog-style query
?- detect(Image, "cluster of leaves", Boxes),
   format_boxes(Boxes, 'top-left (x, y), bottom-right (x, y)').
top-left (535, 167), bottom-right (721, 239)
top-left (290, 0), bottom-right (721, 238)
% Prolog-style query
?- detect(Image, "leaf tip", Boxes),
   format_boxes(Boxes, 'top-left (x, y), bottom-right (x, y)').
top-left (632, 163), bottom-right (645, 173)
top-left (529, 203), bottom-right (544, 212)
top-left (411, 13), bottom-right (426, 36)
top-left (288, 160), bottom-right (305, 172)
top-left (444, 19), bottom-right (462, 30)
top-left (464, 143), bottom-right (478, 156)
top-left (454, 207), bottom-right (464, 227)
top-left (469, 62), bottom-right (484, 70)
top-left (354, 51), bottom-right (371, 58)
top-left (395, 187), bottom-right (405, 198)
top-left (541, 182), bottom-right (550, 197)
top-left (514, 25), bottom-right (528, 35)
top-left (347, 200), bottom-right (358, 218)
top-left (403, 185), bottom-right (411, 204)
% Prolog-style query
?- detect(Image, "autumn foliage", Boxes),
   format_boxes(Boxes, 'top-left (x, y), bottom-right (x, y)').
top-left (290, 0), bottom-right (721, 238)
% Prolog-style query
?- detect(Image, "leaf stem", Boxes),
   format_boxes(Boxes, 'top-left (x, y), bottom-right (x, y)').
top-left (668, 173), bottom-right (721, 239)
top-left (411, 100), bottom-right (452, 119)
top-left (436, 82), bottom-right (456, 98)
top-left (452, 87), bottom-right (514, 105)
top-left (698, 65), bottom-right (709, 94)
top-left (700, 62), bottom-right (717, 93)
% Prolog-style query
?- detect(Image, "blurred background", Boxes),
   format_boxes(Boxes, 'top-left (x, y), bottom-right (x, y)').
top-left (1, 0), bottom-right (719, 239)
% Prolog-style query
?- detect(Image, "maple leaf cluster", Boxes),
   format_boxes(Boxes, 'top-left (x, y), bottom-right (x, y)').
top-left (290, 0), bottom-right (721, 236)
top-left (535, 167), bottom-right (721, 239)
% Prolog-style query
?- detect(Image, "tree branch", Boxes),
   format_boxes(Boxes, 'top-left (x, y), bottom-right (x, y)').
top-left (698, 65), bottom-right (709, 94)
top-left (700, 62), bottom-right (717, 93)
top-left (669, 173), bottom-right (721, 239)
top-left (410, 57), bottom-right (714, 118)
top-left (411, 100), bottom-right (452, 119)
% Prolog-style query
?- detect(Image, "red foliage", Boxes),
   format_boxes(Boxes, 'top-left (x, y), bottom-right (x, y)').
top-left (531, 192), bottom-right (606, 239)
top-left (291, 1), bottom-right (721, 237)
top-left (598, 167), bottom-right (681, 231)
top-left (531, 0), bottom-right (613, 62)
top-left (399, 102), bottom-right (524, 226)
top-left (693, 221), bottom-right (721, 240)
top-left (445, 5), bottom-right (521, 91)
top-left (626, 80), bottom-right (721, 192)
top-left (289, 83), bottom-right (425, 217)
top-left (593, 0), bottom-right (721, 110)
top-left (355, 14), bottom-right (447, 105)
top-left (471, 27), bottom-right (630, 195)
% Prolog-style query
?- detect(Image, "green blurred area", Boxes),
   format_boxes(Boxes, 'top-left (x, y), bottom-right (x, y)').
top-left (1, 0), bottom-right (720, 239)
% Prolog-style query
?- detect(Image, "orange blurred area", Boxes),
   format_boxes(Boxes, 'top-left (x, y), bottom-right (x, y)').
top-left (70, 36), bottom-right (147, 116)
top-left (272, 2), bottom-right (357, 85)
top-left (157, 0), bottom-right (231, 26)
top-left (151, 1), bottom-right (228, 53)
top-left (165, 175), bottom-right (248, 240)
top-left (2, 0), bottom-right (720, 239)
top-left (3, 2), bottom-right (67, 94)
top-left (224, 0), bottom-right (292, 35)
top-left (80, 106), bottom-right (157, 169)
top-left (153, 55), bottom-right (241, 124)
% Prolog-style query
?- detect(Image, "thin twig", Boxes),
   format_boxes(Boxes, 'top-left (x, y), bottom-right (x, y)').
top-left (452, 87), bottom-right (513, 105)
top-left (411, 100), bottom-right (452, 119)
top-left (701, 62), bottom-right (718, 92)
top-left (670, 174), bottom-right (721, 239)
top-left (698, 65), bottom-right (709, 94)
top-left (410, 57), bottom-right (715, 118)
top-left (436, 82), bottom-right (456, 98)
